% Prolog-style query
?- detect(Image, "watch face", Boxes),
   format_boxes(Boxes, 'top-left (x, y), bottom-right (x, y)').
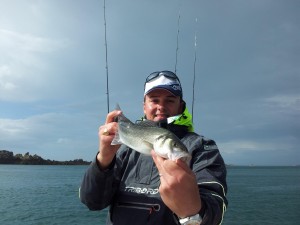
top-left (185, 220), bottom-right (201, 225)
top-left (179, 214), bottom-right (202, 225)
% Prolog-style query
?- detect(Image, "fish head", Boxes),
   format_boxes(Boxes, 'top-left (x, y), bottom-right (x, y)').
top-left (153, 134), bottom-right (191, 164)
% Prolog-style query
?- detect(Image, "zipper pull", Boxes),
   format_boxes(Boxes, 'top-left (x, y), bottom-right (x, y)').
top-left (147, 206), bottom-right (155, 221)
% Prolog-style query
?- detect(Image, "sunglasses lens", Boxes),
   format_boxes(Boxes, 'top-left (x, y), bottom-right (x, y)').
top-left (160, 71), bottom-right (178, 80)
top-left (145, 71), bottom-right (179, 83)
top-left (146, 72), bottom-right (160, 82)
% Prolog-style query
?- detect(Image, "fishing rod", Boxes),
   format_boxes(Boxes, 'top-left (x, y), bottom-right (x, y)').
top-left (174, 4), bottom-right (197, 121)
top-left (192, 18), bottom-right (198, 123)
top-left (104, 0), bottom-right (110, 113)
top-left (174, 10), bottom-right (180, 74)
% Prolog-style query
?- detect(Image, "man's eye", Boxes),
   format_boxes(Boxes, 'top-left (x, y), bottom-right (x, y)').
top-left (151, 99), bottom-right (159, 103)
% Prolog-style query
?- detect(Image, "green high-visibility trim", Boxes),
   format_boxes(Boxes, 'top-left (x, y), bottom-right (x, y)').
top-left (172, 106), bottom-right (194, 132)
top-left (140, 105), bottom-right (195, 132)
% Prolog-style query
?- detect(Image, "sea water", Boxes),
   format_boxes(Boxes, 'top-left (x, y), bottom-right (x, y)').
top-left (0, 165), bottom-right (299, 225)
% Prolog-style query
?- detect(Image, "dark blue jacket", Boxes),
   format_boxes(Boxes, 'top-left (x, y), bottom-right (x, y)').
top-left (80, 123), bottom-right (228, 225)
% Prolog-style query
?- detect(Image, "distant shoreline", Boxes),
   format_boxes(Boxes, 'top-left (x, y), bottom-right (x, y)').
top-left (1, 150), bottom-right (297, 167)
top-left (0, 150), bottom-right (91, 165)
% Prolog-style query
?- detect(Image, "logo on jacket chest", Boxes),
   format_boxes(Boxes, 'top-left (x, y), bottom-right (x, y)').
top-left (124, 186), bottom-right (159, 195)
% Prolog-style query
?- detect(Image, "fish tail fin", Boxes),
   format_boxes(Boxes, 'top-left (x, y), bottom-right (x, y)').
top-left (114, 103), bottom-right (133, 124)
top-left (111, 103), bottom-right (133, 146)
top-left (113, 104), bottom-right (121, 122)
top-left (115, 103), bottom-right (121, 111)
top-left (111, 129), bottom-right (122, 145)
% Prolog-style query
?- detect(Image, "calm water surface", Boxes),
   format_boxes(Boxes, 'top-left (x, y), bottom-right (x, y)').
top-left (0, 165), bottom-right (299, 225)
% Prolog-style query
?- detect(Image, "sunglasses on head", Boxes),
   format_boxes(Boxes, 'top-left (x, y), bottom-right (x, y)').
top-left (145, 71), bottom-right (181, 84)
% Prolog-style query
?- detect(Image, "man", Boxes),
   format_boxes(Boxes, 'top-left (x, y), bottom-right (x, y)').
top-left (80, 70), bottom-right (228, 225)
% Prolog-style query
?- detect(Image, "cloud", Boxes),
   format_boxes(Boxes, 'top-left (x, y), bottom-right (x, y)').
top-left (0, 65), bottom-right (15, 91)
top-left (0, 0), bottom-right (299, 165)
top-left (263, 94), bottom-right (300, 114)
top-left (219, 136), bottom-right (300, 166)
top-left (0, 112), bottom-right (99, 160)
top-left (219, 138), bottom-right (296, 154)
top-left (0, 29), bottom-right (70, 53)
top-left (0, 29), bottom-right (72, 102)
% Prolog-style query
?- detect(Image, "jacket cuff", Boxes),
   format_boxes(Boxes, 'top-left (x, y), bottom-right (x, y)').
top-left (94, 152), bottom-right (116, 172)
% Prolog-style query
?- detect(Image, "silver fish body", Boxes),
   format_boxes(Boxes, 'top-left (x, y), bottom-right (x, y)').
top-left (111, 108), bottom-right (191, 163)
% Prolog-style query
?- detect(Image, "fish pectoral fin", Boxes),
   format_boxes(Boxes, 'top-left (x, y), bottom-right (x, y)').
top-left (111, 130), bottom-right (122, 145)
top-left (143, 141), bottom-right (153, 150)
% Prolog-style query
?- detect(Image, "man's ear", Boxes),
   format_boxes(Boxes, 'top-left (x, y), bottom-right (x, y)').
top-left (143, 99), bottom-right (146, 117)
top-left (179, 99), bottom-right (185, 114)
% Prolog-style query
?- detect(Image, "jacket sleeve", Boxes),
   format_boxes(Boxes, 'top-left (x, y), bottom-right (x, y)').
top-left (79, 156), bottom-right (116, 210)
top-left (80, 146), bottom-right (129, 210)
top-left (186, 135), bottom-right (228, 225)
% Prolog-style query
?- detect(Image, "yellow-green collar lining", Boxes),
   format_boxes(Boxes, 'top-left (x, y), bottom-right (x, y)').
top-left (171, 106), bottom-right (194, 132)
top-left (141, 106), bottom-right (194, 132)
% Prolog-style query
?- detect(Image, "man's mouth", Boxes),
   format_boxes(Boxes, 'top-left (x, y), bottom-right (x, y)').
top-left (155, 114), bottom-right (168, 120)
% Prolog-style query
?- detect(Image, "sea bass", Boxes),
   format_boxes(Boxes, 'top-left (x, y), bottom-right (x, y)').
top-left (111, 106), bottom-right (191, 164)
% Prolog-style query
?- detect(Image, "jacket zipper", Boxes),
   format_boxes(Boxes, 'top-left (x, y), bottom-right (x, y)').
top-left (116, 201), bottom-right (160, 212)
top-left (116, 201), bottom-right (161, 221)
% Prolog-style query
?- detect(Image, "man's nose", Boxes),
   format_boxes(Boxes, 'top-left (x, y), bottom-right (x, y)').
top-left (157, 103), bottom-right (166, 110)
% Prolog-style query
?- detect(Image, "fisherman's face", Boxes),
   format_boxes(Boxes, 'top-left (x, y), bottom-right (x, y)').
top-left (144, 89), bottom-right (183, 121)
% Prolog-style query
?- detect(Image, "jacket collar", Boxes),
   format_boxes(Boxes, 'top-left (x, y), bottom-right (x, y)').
top-left (140, 104), bottom-right (194, 138)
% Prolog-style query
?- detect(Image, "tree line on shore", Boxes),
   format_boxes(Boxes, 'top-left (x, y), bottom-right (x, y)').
top-left (0, 150), bottom-right (91, 165)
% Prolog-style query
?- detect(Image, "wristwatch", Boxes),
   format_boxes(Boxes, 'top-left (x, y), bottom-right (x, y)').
top-left (179, 213), bottom-right (202, 225)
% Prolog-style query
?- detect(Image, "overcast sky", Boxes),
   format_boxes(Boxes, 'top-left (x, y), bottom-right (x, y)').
top-left (0, 0), bottom-right (299, 166)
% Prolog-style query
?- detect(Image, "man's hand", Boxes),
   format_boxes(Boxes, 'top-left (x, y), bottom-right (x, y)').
top-left (151, 150), bottom-right (201, 218)
top-left (97, 110), bottom-right (122, 169)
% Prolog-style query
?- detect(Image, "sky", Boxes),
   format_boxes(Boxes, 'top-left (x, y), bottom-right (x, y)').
top-left (0, 0), bottom-right (299, 166)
